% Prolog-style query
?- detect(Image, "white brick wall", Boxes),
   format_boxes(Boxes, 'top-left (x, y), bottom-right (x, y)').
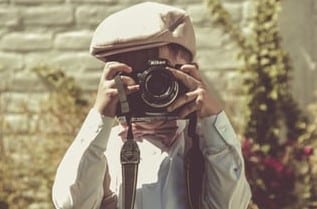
top-left (0, 0), bottom-right (247, 90)
top-left (0, 7), bottom-right (20, 27)
top-left (13, 0), bottom-right (63, 3)
top-left (0, 52), bottom-right (24, 70)
top-left (22, 6), bottom-right (74, 25)
top-left (0, 33), bottom-right (53, 51)
top-left (54, 31), bottom-right (93, 50)
top-left (279, 0), bottom-right (317, 107)
top-left (0, 0), bottom-right (316, 130)
top-left (75, 6), bottom-right (110, 26)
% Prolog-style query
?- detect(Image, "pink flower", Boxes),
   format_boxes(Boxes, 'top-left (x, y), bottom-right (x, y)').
top-left (242, 139), bottom-right (252, 156)
top-left (303, 146), bottom-right (314, 156)
top-left (263, 157), bottom-right (284, 173)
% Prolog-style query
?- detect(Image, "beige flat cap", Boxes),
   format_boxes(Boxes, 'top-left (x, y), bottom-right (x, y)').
top-left (90, 2), bottom-right (196, 62)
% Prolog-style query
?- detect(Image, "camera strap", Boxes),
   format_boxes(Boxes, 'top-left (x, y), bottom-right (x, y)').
top-left (114, 75), bottom-right (140, 209)
top-left (184, 113), bottom-right (205, 209)
top-left (115, 74), bottom-right (203, 209)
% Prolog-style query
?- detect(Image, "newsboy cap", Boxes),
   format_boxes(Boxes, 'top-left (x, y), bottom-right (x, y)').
top-left (90, 2), bottom-right (196, 62)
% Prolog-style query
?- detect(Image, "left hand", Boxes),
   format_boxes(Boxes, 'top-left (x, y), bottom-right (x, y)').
top-left (166, 64), bottom-right (222, 119)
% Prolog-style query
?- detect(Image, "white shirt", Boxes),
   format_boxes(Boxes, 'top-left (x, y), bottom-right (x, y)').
top-left (52, 109), bottom-right (251, 209)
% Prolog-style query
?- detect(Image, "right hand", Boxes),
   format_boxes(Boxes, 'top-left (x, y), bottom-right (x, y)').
top-left (94, 61), bottom-right (139, 118)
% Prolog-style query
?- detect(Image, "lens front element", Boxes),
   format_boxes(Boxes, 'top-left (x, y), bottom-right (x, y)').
top-left (140, 67), bottom-right (179, 108)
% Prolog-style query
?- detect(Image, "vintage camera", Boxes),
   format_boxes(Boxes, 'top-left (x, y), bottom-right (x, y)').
top-left (116, 59), bottom-right (187, 121)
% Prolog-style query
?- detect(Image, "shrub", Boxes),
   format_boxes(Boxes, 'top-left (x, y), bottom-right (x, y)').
top-left (0, 65), bottom-right (93, 209)
top-left (206, 0), bottom-right (317, 208)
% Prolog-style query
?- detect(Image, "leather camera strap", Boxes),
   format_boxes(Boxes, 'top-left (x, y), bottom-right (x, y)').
top-left (115, 75), bottom-right (140, 209)
top-left (184, 113), bottom-right (204, 209)
top-left (120, 138), bottom-right (140, 209)
top-left (115, 75), bottom-right (203, 209)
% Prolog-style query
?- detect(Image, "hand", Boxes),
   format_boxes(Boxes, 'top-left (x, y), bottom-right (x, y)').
top-left (94, 62), bottom-right (139, 117)
top-left (166, 64), bottom-right (222, 119)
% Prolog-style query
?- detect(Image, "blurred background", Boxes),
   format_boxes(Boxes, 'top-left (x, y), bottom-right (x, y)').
top-left (0, 0), bottom-right (316, 209)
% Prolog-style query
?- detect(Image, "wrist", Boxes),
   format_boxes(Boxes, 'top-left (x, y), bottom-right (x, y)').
top-left (93, 103), bottom-right (116, 118)
top-left (200, 102), bottom-right (223, 118)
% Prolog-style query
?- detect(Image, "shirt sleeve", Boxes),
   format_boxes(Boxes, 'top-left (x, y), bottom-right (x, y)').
top-left (52, 108), bottom-right (115, 209)
top-left (197, 111), bottom-right (252, 209)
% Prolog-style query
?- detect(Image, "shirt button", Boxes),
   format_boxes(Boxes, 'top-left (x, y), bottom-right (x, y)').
top-left (96, 125), bottom-right (103, 133)
top-left (220, 125), bottom-right (227, 133)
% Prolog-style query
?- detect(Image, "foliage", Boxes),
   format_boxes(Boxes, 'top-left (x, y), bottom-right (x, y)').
top-left (0, 65), bottom-right (93, 209)
top-left (206, 0), bottom-right (317, 209)
top-left (0, 73), bottom-right (13, 209)
top-left (33, 65), bottom-right (91, 134)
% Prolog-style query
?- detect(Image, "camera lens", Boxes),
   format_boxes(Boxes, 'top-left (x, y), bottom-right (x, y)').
top-left (146, 71), bottom-right (171, 96)
top-left (140, 67), bottom-right (179, 108)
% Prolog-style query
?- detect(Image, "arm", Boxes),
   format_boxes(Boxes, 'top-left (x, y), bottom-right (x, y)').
top-left (167, 64), bottom-right (251, 209)
top-left (52, 108), bottom-right (114, 209)
top-left (53, 62), bottom-right (138, 209)
top-left (198, 112), bottom-right (251, 209)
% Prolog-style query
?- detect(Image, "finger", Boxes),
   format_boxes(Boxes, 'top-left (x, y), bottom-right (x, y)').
top-left (107, 75), bottom-right (137, 88)
top-left (178, 101), bottom-right (198, 119)
top-left (105, 88), bottom-right (119, 99)
top-left (120, 75), bottom-right (137, 86)
top-left (103, 62), bottom-right (132, 80)
top-left (167, 91), bottom-right (197, 112)
top-left (190, 62), bottom-right (199, 69)
top-left (105, 84), bottom-right (139, 98)
top-left (180, 64), bottom-right (202, 81)
top-left (126, 85), bottom-right (140, 95)
top-left (166, 67), bottom-right (200, 90)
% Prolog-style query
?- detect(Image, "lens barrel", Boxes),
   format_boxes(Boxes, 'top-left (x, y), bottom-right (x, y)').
top-left (139, 66), bottom-right (179, 108)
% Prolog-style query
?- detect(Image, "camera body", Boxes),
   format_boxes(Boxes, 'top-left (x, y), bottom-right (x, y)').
top-left (116, 59), bottom-right (187, 122)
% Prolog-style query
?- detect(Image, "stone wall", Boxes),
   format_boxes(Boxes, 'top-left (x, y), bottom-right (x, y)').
top-left (279, 0), bottom-right (317, 108)
top-left (0, 0), bottom-right (316, 131)
top-left (0, 0), bottom-right (252, 131)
